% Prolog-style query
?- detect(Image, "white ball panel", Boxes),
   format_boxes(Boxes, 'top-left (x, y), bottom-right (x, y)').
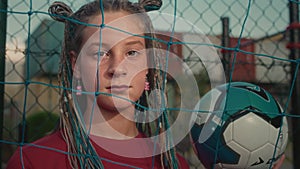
top-left (232, 113), bottom-right (270, 151)
top-left (268, 125), bottom-right (279, 146)
top-left (280, 118), bottom-right (289, 153)
top-left (267, 118), bottom-right (289, 154)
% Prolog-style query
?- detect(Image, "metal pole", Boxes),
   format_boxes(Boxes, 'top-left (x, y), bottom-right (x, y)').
top-left (0, 0), bottom-right (8, 167)
top-left (288, 1), bottom-right (300, 168)
top-left (221, 17), bottom-right (230, 80)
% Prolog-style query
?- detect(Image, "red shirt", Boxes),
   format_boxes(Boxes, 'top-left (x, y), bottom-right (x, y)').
top-left (6, 131), bottom-right (190, 169)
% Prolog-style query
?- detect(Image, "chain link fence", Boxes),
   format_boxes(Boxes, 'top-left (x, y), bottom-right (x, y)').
top-left (1, 0), bottom-right (299, 168)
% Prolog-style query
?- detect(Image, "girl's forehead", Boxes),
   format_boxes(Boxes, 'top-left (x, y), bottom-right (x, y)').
top-left (83, 31), bottom-right (145, 51)
top-left (81, 12), bottom-right (146, 47)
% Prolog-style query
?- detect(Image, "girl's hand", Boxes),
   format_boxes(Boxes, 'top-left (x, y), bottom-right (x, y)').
top-left (272, 154), bottom-right (285, 169)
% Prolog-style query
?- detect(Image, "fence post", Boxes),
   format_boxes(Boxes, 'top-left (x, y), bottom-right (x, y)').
top-left (288, 1), bottom-right (300, 168)
top-left (0, 0), bottom-right (8, 167)
top-left (221, 17), bottom-right (230, 80)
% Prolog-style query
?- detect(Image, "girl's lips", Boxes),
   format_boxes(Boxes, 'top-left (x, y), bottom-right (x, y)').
top-left (106, 85), bottom-right (130, 93)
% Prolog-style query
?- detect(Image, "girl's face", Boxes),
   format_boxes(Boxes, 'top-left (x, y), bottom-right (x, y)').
top-left (74, 11), bottom-right (148, 113)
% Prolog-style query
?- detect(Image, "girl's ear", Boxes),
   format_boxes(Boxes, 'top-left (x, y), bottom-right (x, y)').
top-left (69, 50), bottom-right (80, 78)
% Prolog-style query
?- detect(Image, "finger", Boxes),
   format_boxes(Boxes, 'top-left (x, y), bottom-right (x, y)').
top-left (272, 154), bottom-right (285, 169)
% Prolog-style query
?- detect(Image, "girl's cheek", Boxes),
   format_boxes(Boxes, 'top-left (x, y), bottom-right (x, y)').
top-left (80, 60), bottom-right (99, 92)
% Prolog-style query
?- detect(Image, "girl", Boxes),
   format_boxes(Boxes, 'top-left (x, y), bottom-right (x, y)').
top-left (6, 0), bottom-right (189, 168)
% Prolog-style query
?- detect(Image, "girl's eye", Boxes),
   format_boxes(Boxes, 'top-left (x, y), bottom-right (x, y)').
top-left (99, 51), bottom-right (108, 57)
top-left (127, 50), bottom-right (141, 57)
top-left (94, 51), bottom-right (110, 58)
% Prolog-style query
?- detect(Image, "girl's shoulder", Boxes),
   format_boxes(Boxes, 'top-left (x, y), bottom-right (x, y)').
top-left (6, 131), bottom-right (70, 169)
top-left (30, 130), bottom-right (65, 147)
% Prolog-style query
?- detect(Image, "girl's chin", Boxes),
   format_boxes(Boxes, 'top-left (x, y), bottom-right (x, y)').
top-left (97, 97), bottom-right (135, 111)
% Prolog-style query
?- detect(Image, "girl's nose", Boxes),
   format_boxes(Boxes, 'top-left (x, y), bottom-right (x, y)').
top-left (107, 55), bottom-right (127, 77)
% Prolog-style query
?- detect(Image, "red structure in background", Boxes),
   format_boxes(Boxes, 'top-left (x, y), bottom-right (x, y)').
top-left (156, 32), bottom-right (256, 82)
top-left (223, 38), bottom-right (256, 82)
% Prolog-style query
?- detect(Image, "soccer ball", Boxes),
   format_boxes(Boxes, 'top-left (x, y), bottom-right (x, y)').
top-left (190, 82), bottom-right (288, 169)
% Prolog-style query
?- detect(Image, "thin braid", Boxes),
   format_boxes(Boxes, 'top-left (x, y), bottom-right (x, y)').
top-left (50, 2), bottom-right (104, 168)
top-left (151, 31), bottom-right (178, 168)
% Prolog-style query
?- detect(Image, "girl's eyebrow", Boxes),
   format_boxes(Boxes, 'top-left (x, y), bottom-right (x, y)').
top-left (87, 42), bottom-right (109, 48)
top-left (124, 40), bottom-right (145, 46)
top-left (86, 39), bottom-right (144, 49)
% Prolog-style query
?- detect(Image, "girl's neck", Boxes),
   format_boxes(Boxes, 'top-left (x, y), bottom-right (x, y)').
top-left (83, 99), bottom-right (138, 139)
